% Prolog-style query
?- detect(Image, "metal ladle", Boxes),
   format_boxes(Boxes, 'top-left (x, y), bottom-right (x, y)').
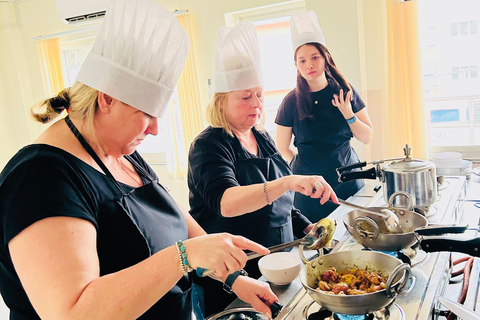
top-left (197, 218), bottom-right (336, 277)
top-left (336, 199), bottom-right (403, 233)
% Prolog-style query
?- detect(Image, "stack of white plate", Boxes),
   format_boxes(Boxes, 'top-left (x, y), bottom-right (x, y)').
top-left (433, 152), bottom-right (472, 177)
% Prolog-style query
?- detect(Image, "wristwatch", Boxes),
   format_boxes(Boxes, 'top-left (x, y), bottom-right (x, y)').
top-left (223, 269), bottom-right (248, 294)
top-left (346, 114), bottom-right (358, 124)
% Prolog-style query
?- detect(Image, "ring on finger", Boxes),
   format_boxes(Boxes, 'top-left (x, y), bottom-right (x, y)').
top-left (314, 181), bottom-right (322, 188)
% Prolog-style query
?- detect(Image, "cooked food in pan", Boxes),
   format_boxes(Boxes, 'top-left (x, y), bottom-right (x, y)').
top-left (315, 267), bottom-right (388, 295)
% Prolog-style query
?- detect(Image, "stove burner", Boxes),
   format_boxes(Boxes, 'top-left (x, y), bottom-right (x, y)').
top-left (303, 301), bottom-right (405, 320)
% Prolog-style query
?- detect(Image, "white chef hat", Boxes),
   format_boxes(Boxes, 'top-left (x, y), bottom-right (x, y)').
top-left (76, 0), bottom-right (188, 118)
top-left (290, 11), bottom-right (326, 53)
top-left (214, 22), bottom-right (263, 93)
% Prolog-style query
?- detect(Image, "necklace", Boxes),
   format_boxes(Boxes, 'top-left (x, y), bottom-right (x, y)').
top-left (117, 158), bottom-right (142, 186)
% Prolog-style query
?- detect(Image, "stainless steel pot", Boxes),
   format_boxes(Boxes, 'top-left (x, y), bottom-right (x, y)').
top-left (299, 251), bottom-right (411, 315)
top-left (337, 144), bottom-right (437, 209)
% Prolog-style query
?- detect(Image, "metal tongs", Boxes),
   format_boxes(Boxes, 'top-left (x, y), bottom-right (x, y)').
top-left (196, 218), bottom-right (336, 277)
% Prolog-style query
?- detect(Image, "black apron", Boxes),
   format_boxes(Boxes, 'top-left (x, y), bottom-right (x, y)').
top-left (291, 140), bottom-right (364, 222)
top-left (65, 116), bottom-right (192, 320)
top-left (193, 132), bottom-right (295, 317)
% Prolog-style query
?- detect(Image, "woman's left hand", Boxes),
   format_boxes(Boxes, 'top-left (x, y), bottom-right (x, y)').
top-left (232, 276), bottom-right (278, 319)
top-left (332, 89), bottom-right (354, 118)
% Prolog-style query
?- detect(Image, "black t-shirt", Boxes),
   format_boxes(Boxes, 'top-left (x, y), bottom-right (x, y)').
top-left (187, 126), bottom-right (310, 240)
top-left (0, 145), bottom-right (191, 320)
top-left (275, 83), bottom-right (365, 155)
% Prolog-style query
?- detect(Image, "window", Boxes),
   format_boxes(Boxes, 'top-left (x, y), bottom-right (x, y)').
top-left (225, 0), bottom-right (305, 139)
top-left (451, 22), bottom-right (458, 36)
top-left (460, 21), bottom-right (469, 35)
top-left (451, 67), bottom-right (459, 80)
top-left (419, 0), bottom-right (480, 159)
top-left (471, 20), bottom-right (478, 34)
top-left (60, 37), bottom-right (95, 87)
top-left (470, 65), bottom-right (478, 78)
top-left (450, 20), bottom-right (479, 37)
top-left (431, 109), bottom-right (460, 123)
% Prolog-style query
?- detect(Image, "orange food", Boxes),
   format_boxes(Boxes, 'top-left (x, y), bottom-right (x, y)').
top-left (315, 267), bottom-right (388, 295)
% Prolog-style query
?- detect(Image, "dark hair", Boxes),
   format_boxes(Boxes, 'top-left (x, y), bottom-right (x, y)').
top-left (294, 42), bottom-right (351, 120)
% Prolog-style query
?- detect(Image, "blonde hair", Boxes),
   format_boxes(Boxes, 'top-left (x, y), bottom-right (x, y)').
top-left (205, 91), bottom-right (266, 137)
top-left (205, 92), bottom-right (232, 135)
top-left (30, 81), bottom-right (103, 149)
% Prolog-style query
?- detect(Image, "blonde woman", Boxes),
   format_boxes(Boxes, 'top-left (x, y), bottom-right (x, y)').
top-left (188, 22), bottom-right (337, 317)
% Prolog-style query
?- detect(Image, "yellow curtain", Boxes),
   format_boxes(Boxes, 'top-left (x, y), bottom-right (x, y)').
top-left (383, 0), bottom-right (427, 159)
top-left (167, 12), bottom-right (204, 180)
top-left (36, 38), bottom-right (65, 96)
top-left (166, 12), bottom-right (204, 180)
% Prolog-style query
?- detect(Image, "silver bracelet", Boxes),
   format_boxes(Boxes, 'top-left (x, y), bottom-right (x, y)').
top-left (263, 181), bottom-right (272, 205)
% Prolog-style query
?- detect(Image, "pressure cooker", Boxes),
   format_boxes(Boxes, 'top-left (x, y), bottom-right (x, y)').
top-left (336, 144), bottom-right (437, 210)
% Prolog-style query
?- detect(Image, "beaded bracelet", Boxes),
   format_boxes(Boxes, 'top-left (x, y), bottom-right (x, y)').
top-left (263, 182), bottom-right (272, 205)
top-left (175, 240), bottom-right (193, 276)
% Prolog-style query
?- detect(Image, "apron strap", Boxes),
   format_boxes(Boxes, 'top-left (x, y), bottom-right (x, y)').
top-left (65, 115), bottom-right (126, 194)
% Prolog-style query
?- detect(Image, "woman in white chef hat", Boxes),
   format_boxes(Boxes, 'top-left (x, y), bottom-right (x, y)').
top-left (275, 11), bottom-right (374, 222)
top-left (188, 21), bottom-right (338, 317)
top-left (0, 0), bottom-right (279, 319)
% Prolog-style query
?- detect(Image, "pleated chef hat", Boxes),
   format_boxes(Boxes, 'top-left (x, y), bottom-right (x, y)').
top-left (214, 22), bottom-right (263, 93)
top-left (76, 0), bottom-right (188, 118)
top-left (290, 11), bottom-right (326, 53)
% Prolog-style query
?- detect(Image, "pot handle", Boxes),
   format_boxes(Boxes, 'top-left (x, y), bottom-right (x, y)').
top-left (385, 263), bottom-right (412, 298)
top-left (298, 244), bottom-right (323, 264)
top-left (352, 216), bottom-right (380, 241)
top-left (337, 166), bottom-right (377, 183)
top-left (420, 237), bottom-right (480, 257)
top-left (336, 161), bottom-right (368, 173)
top-left (388, 191), bottom-right (414, 211)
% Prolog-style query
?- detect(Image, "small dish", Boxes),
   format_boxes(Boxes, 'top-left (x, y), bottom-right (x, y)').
top-left (258, 251), bottom-right (302, 286)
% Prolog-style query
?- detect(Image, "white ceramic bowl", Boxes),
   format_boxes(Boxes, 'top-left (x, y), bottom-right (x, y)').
top-left (258, 251), bottom-right (302, 285)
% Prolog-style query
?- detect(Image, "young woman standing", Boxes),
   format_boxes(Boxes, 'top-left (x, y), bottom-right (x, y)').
top-left (275, 11), bottom-right (373, 221)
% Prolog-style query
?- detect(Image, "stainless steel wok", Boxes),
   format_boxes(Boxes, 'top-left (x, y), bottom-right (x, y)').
top-left (343, 205), bottom-right (428, 251)
top-left (299, 251), bottom-right (411, 315)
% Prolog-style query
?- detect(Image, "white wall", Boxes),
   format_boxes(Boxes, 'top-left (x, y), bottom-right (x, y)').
top-left (0, 0), bottom-right (383, 208)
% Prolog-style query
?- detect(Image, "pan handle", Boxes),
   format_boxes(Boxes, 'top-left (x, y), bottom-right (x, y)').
top-left (337, 167), bottom-right (377, 183)
top-left (385, 263), bottom-right (412, 298)
top-left (415, 224), bottom-right (469, 236)
top-left (420, 237), bottom-right (480, 257)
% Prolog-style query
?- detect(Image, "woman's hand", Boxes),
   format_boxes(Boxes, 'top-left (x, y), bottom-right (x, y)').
top-left (184, 234), bottom-right (269, 277)
top-left (287, 175), bottom-right (338, 205)
top-left (232, 276), bottom-right (278, 319)
top-left (332, 89), bottom-right (354, 118)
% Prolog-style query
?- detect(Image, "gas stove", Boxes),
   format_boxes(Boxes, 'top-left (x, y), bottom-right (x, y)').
top-left (265, 176), bottom-right (468, 320)
top-left (225, 176), bottom-right (469, 320)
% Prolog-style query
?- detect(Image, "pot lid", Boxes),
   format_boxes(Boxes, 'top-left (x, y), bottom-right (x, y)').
top-left (386, 158), bottom-right (434, 172)
top-left (205, 307), bottom-right (268, 320)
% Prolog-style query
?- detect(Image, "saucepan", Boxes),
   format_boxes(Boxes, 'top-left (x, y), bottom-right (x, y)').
top-left (299, 251), bottom-right (411, 315)
top-left (336, 144), bottom-right (437, 210)
top-left (343, 191), bottom-right (471, 252)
